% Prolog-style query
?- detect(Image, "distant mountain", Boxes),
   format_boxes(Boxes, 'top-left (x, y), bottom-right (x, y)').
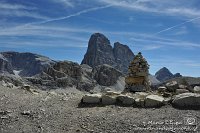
top-left (155, 67), bottom-right (182, 82)
top-left (0, 52), bottom-right (55, 77)
top-left (148, 74), bottom-right (161, 85)
top-left (81, 33), bottom-right (135, 74)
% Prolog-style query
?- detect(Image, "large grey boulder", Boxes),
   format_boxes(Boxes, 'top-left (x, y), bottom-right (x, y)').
top-left (92, 64), bottom-right (123, 86)
top-left (165, 81), bottom-right (178, 92)
top-left (145, 95), bottom-right (164, 107)
top-left (117, 94), bottom-right (135, 105)
top-left (102, 95), bottom-right (117, 105)
top-left (101, 91), bottom-right (120, 105)
top-left (172, 93), bottom-right (200, 108)
top-left (176, 89), bottom-right (189, 94)
top-left (82, 94), bottom-right (102, 104)
top-left (194, 86), bottom-right (200, 93)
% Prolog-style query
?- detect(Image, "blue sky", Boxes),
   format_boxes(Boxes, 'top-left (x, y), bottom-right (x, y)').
top-left (0, 0), bottom-right (200, 77)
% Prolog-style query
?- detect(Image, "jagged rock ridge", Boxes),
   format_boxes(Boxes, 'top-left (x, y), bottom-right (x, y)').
top-left (81, 33), bottom-right (135, 74)
top-left (155, 67), bottom-right (182, 82)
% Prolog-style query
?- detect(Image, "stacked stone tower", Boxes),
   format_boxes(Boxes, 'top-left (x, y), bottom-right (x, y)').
top-left (125, 52), bottom-right (150, 92)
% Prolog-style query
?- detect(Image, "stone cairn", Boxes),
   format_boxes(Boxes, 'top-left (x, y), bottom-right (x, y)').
top-left (124, 52), bottom-right (150, 92)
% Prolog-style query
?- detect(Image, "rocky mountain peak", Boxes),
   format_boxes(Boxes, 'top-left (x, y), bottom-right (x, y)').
top-left (81, 33), bottom-right (134, 74)
top-left (88, 33), bottom-right (111, 47)
top-left (155, 67), bottom-right (173, 81)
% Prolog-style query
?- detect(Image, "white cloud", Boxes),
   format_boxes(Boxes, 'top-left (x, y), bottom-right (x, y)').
top-left (34, 4), bottom-right (112, 25)
top-left (0, 1), bottom-right (48, 20)
top-left (50, 0), bottom-right (74, 7)
top-left (0, 10), bottom-right (49, 20)
top-left (0, 2), bottom-right (35, 10)
top-left (99, 0), bottom-right (200, 18)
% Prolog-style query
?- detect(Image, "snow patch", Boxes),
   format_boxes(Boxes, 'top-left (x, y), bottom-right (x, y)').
top-left (13, 70), bottom-right (21, 77)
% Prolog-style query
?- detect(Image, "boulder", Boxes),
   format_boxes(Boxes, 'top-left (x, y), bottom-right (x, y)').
top-left (178, 85), bottom-right (187, 89)
top-left (176, 89), bottom-right (189, 94)
top-left (102, 94), bottom-right (117, 105)
top-left (163, 97), bottom-right (172, 105)
top-left (172, 93), bottom-right (200, 108)
top-left (165, 81), bottom-right (178, 92)
top-left (117, 94), bottom-right (135, 105)
top-left (162, 92), bottom-right (172, 98)
top-left (194, 86), bottom-right (200, 93)
top-left (135, 98), bottom-right (145, 107)
top-left (82, 94), bottom-right (102, 104)
top-left (157, 86), bottom-right (167, 93)
top-left (145, 95), bottom-right (164, 107)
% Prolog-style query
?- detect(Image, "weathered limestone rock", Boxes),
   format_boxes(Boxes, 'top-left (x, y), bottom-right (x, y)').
top-left (176, 89), bottom-right (189, 94)
top-left (101, 92), bottom-right (120, 105)
top-left (163, 97), bottom-right (172, 105)
top-left (117, 94), bottom-right (135, 105)
top-left (82, 94), bottom-right (102, 104)
top-left (102, 95), bottom-right (117, 105)
top-left (172, 93), bottom-right (200, 108)
top-left (145, 95), bottom-right (164, 107)
top-left (157, 86), bottom-right (167, 93)
top-left (178, 85), bottom-right (187, 89)
top-left (194, 86), bottom-right (200, 93)
top-left (165, 81), bottom-right (178, 92)
top-left (92, 64), bottom-right (123, 86)
top-left (135, 98), bottom-right (145, 107)
top-left (125, 52), bottom-right (150, 92)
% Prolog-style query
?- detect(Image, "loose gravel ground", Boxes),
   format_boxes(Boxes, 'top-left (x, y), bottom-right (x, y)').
top-left (0, 85), bottom-right (199, 133)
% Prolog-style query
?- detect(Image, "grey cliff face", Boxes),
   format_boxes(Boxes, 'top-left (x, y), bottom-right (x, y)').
top-left (81, 33), bottom-right (134, 74)
top-left (155, 67), bottom-right (182, 82)
top-left (0, 54), bottom-right (14, 74)
top-left (82, 33), bottom-right (115, 68)
top-left (113, 42), bottom-right (135, 73)
top-left (92, 64), bottom-right (123, 86)
top-left (155, 67), bottom-right (173, 82)
top-left (0, 52), bottom-right (55, 77)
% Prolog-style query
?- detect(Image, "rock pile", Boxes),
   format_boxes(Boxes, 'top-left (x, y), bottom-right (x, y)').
top-left (125, 52), bottom-right (150, 92)
top-left (81, 91), bottom-right (166, 107)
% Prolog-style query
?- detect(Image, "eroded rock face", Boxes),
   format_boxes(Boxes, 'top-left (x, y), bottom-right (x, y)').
top-left (81, 33), bottom-right (134, 74)
top-left (92, 64), bottom-right (123, 86)
top-left (1, 52), bottom-right (55, 77)
top-left (172, 93), bottom-right (200, 108)
top-left (155, 67), bottom-right (182, 82)
top-left (0, 54), bottom-right (13, 74)
top-left (113, 42), bottom-right (135, 73)
top-left (155, 67), bottom-right (173, 82)
top-left (27, 61), bottom-right (97, 91)
top-left (82, 33), bottom-right (116, 68)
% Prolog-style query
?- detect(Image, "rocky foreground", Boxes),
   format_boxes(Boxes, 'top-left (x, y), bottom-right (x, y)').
top-left (1, 85), bottom-right (199, 133)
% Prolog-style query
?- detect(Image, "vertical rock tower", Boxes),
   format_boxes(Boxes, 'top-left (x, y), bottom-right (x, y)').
top-left (125, 52), bottom-right (150, 92)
